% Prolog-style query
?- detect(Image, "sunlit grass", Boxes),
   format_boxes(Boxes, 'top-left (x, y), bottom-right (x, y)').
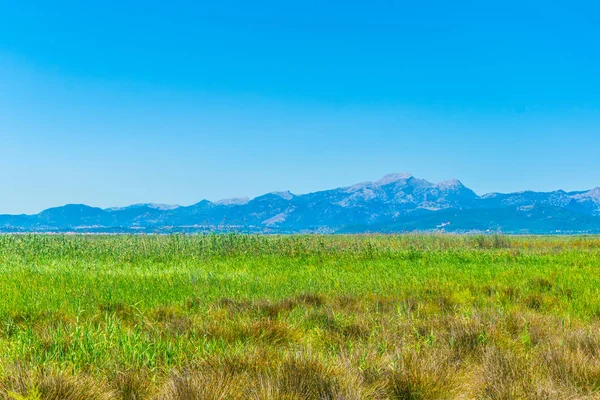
top-left (1, 234), bottom-right (599, 399)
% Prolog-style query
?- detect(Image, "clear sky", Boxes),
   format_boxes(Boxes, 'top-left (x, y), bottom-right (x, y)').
top-left (1, 1), bottom-right (599, 214)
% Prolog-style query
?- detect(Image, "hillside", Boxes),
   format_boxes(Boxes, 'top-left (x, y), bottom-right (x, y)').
top-left (1, 174), bottom-right (599, 233)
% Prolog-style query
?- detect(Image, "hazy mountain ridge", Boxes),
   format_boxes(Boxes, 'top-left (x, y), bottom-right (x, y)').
top-left (1, 174), bottom-right (599, 234)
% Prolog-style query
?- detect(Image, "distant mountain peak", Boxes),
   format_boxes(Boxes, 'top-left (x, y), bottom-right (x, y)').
top-left (375, 173), bottom-right (413, 185)
top-left (40, 204), bottom-right (101, 213)
top-left (575, 188), bottom-right (600, 202)
top-left (215, 197), bottom-right (250, 206)
top-left (436, 179), bottom-right (464, 190)
top-left (109, 203), bottom-right (180, 211)
top-left (267, 191), bottom-right (295, 200)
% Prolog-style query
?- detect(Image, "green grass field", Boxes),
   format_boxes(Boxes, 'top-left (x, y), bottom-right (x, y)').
top-left (1, 234), bottom-right (599, 399)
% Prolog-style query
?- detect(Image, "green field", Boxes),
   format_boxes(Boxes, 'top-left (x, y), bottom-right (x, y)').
top-left (1, 234), bottom-right (599, 399)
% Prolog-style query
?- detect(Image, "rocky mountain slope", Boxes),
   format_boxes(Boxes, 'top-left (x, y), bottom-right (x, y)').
top-left (2, 174), bottom-right (599, 233)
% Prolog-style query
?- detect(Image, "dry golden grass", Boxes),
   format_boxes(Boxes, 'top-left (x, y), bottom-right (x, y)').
top-left (3, 300), bottom-right (599, 399)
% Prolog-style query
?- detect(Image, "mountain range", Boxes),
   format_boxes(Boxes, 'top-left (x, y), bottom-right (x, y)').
top-left (2, 173), bottom-right (600, 234)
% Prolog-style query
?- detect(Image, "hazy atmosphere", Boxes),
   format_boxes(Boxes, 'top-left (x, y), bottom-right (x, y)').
top-left (2, 1), bottom-right (599, 214)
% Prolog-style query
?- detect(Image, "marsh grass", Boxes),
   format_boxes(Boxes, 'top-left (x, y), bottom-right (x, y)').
top-left (1, 234), bottom-right (600, 399)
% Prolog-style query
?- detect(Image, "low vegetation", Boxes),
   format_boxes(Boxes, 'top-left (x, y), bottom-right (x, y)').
top-left (0, 234), bottom-right (599, 399)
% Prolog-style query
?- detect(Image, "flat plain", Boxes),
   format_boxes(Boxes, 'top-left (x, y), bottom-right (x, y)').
top-left (0, 234), bottom-right (599, 399)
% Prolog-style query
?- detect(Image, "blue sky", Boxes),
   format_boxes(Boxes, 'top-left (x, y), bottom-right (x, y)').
top-left (1, 0), bottom-right (599, 214)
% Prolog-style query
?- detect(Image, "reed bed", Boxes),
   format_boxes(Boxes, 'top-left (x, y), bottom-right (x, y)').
top-left (1, 234), bottom-right (599, 399)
